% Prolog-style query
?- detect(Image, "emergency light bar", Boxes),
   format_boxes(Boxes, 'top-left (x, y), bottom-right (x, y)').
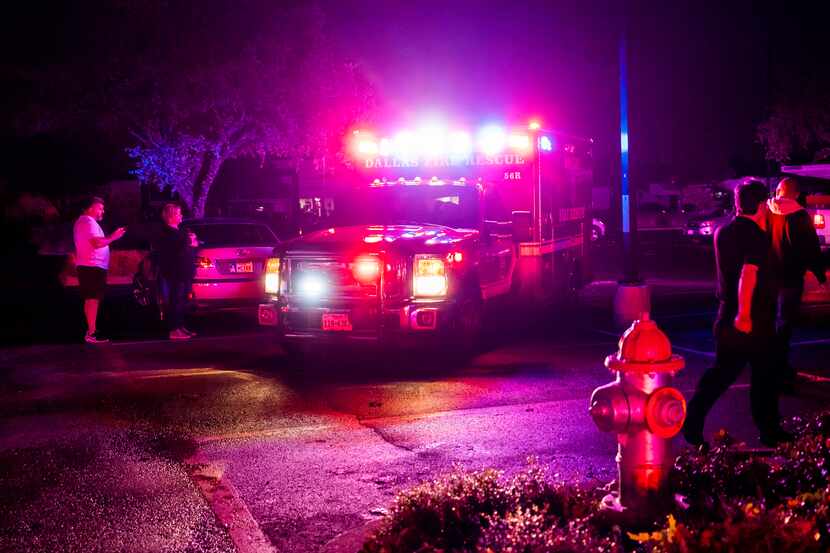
top-left (350, 121), bottom-right (547, 162)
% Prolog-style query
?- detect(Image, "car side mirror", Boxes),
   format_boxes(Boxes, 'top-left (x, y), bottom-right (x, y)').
top-left (511, 211), bottom-right (532, 243)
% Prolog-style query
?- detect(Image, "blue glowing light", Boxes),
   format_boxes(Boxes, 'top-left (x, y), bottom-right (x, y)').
top-left (539, 136), bottom-right (553, 152)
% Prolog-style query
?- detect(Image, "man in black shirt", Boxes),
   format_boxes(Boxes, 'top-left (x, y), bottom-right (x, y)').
top-left (156, 203), bottom-right (198, 340)
top-left (683, 180), bottom-right (791, 449)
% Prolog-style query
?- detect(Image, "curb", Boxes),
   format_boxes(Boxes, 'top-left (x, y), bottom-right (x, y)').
top-left (185, 452), bottom-right (278, 553)
top-left (321, 519), bottom-right (385, 553)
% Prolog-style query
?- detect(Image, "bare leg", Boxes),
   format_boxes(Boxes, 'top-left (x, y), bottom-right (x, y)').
top-left (84, 299), bottom-right (99, 334)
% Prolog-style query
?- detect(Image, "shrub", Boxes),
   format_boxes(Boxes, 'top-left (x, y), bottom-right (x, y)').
top-left (361, 412), bottom-right (830, 552)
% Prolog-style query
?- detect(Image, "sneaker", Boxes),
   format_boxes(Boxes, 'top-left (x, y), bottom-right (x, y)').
top-left (169, 329), bottom-right (191, 340)
top-left (759, 429), bottom-right (794, 448)
top-left (181, 327), bottom-right (197, 337)
top-left (84, 332), bottom-right (109, 344)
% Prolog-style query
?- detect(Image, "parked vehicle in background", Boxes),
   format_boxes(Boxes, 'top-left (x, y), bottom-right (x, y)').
top-left (133, 219), bottom-right (278, 313)
top-left (591, 217), bottom-right (606, 241)
top-left (637, 202), bottom-right (689, 233)
top-left (685, 207), bottom-right (732, 240)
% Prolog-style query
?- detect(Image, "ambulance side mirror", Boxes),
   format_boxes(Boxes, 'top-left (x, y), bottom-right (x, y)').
top-left (511, 211), bottom-right (532, 243)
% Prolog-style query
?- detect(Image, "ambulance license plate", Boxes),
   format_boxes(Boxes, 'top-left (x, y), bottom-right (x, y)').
top-left (322, 313), bottom-right (352, 331)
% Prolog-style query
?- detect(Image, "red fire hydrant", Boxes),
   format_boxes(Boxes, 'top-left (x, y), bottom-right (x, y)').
top-left (589, 313), bottom-right (686, 517)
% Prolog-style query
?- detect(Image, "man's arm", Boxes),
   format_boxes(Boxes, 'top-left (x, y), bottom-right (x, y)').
top-left (90, 227), bottom-right (126, 249)
top-left (734, 263), bottom-right (758, 333)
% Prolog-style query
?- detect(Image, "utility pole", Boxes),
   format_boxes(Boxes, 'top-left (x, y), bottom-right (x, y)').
top-left (613, 26), bottom-right (651, 326)
top-left (619, 32), bottom-right (638, 284)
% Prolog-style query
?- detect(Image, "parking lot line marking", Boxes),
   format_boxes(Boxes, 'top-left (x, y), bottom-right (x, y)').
top-left (96, 368), bottom-right (255, 381)
top-left (654, 311), bottom-right (717, 320)
top-left (194, 423), bottom-right (346, 445)
top-left (185, 452), bottom-right (277, 553)
top-left (590, 329), bottom-right (715, 358)
top-left (792, 338), bottom-right (830, 347)
top-left (666, 344), bottom-right (715, 358)
top-left (797, 371), bottom-right (830, 383)
top-left (110, 332), bottom-right (267, 347)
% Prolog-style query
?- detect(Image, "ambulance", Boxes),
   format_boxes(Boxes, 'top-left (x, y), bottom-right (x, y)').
top-left (258, 121), bottom-right (594, 350)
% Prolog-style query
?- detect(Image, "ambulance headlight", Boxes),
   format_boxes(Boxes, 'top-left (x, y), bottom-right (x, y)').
top-left (298, 274), bottom-right (327, 298)
top-left (413, 255), bottom-right (448, 297)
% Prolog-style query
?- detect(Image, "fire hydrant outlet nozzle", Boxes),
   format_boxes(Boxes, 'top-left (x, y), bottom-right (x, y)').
top-left (645, 387), bottom-right (687, 438)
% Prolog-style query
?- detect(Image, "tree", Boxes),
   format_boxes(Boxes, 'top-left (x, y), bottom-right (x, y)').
top-left (6, 1), bottom-right (376, 217)
top-left (757, 102), bottom-right (830, 164)
top-left (118, 2), bottom-right (376, 217)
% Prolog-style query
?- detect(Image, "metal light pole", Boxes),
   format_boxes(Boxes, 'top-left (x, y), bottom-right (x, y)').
top-left (619, 34), bottom-right (638, 283)
top-left (613, 28), bottom-right (651, 326)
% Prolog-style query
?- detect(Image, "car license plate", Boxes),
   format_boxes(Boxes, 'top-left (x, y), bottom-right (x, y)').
top-left (322, 313), bottom-right (352, 331)
top-left (232, 261), bottom-right (254, 273)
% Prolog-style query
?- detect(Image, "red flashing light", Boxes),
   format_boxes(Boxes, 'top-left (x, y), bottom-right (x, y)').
top-left (196, 256), bottom-right (214, 269)
top-left (447, 251), bottom-right (463, 264)
top-left (353, 257), bottom-right (380, 283)
top-left (815, 213), bottom-right (826, 229)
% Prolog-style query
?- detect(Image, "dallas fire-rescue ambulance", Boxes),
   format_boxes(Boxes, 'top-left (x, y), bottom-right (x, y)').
top-left (258, 121), bottom-right (593, 349)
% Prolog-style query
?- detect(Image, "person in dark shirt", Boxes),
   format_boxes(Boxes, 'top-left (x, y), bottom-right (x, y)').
top-left (683, 180), bottom-right (791, 449)
top-left (156, 203), bottom-right (198, 340)
top-left (766, 177), bottom-right (827, 391)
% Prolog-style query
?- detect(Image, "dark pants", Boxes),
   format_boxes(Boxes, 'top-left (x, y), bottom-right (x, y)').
top-left (685, 319), bottom-right (781, 437)
top-left (159, 276), bottom-right (189, 331)
top-left (774, 283), bottom-right (804, 385)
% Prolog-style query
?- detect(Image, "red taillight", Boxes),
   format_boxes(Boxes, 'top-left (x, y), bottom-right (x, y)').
top-left (352, 257), bottom-right (380, 283)
top-left (196, 256), bottom-right (214, 269)
top-left (814, 213), bottom-right (826, 229)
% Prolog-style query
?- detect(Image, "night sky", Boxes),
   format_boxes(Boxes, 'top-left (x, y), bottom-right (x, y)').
top-left (1, 1), bottom-right (823, 183)
top-left (328, 0), bottom-right (771, 181)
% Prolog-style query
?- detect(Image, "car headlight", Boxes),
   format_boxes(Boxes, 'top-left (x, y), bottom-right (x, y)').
top-left (265, 257), bottom-right (281, 295)
top-left (413, 255), bottom-right (448, 297)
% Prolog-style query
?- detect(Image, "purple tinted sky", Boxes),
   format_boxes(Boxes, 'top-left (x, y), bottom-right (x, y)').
top-left (327, 0), bottom-right (769, 180)
top-left (2, 1), bottom-right (806, 181)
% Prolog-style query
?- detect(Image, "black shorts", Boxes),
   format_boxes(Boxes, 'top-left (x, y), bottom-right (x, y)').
top-left (77, 266), bottom-right (107, 300)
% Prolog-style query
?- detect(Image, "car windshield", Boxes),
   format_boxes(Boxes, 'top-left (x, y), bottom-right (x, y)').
top-left (185, 223), bottom-right (277, 247)
top-left (330, 185), bottom-right (479, 229)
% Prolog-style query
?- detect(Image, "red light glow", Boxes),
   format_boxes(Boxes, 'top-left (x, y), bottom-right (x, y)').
top-left (353, 257), bottom-right (380, 282)
top-left (196, 256), bottom-right (214, 269)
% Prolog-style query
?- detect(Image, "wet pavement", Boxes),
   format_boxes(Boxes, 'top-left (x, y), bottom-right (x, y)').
top-left (2, 239), bottom-right (830, 552)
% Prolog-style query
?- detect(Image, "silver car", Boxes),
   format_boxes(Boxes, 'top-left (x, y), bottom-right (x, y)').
top-left (133, 219), bottom-right (279, 312)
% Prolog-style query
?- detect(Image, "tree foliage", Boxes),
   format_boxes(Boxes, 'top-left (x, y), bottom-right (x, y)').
top-left (9, 1), bottom-right (376, 216)
top-left (120, 2), bottom-right (376, 216)
top-left (757, 102), bottom-right (830, 164)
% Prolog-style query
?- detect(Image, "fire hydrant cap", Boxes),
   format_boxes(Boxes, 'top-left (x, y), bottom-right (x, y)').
top-left (605, 313), bottom-right (684, 374)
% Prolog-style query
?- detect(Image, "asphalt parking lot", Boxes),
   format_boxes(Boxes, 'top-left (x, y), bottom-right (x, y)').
top-left (2, 235), bottom-right (829, 552)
